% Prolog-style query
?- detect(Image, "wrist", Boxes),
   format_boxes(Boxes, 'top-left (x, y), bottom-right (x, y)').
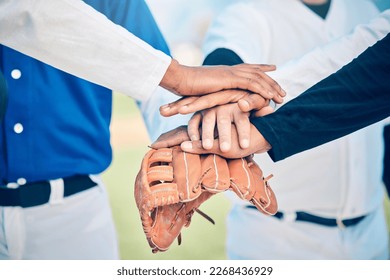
top-left (159, 58), bottom-right (182, 94)
top-left (251, 124), bottom-right (272, 154)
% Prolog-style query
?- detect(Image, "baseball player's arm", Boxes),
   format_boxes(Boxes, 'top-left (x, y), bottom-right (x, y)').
top-left (160, 49), bottom-right (280, 117)
top-left (159, 48), bottom-right (276, 152)
top-left (0, 0), bottom-right (171, 101)
top-left (252, 35), bottom-right (390, 161)
top-left (156, 10), bottom-right (390, 154)
top-left (153, 34), bottom-right (390, 159)
top-left (162, 10), bottom-right (390, 114)
top-left (0, 0), bottom-right (286, 102)
top-left (250, 9), bottom-right (390, 107)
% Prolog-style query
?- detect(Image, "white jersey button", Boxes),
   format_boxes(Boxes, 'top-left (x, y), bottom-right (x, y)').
top-left (14, 123), bottom-right (24, 134)
top-left (11, 69), bottom-right (22, 80)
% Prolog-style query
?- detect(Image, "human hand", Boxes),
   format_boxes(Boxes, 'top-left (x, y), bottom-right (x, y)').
top-left (159, 59), bottom-right (285, 100)
top-left (160, 92), bottom-right (274, 153)
top-left (187, 103), bottom-right (251, 152)
top-left (151, 124), bottom-right (271, 159)
top-left (182, 123), bottom-right (271, 158)
top-left (160, 88), bottom-right (276, 117)
top-left (150, 125), bottom-right (191, 149)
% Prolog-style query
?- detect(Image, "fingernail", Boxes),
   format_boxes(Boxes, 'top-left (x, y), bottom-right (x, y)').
top-left (160, 105), bottom-right (169, 111)
top-left (220, 142), bottom-right (230, 152)
top-left (241, 139), bottom-right (249, 148)
top-left (282, 89), bottom-right (287, 96)
top-left (268, 91), bottom-right (274, 98)
top-left (203, 139), bottom-right (213, 149)
top-left (181, 141), bottom-right (193, 150)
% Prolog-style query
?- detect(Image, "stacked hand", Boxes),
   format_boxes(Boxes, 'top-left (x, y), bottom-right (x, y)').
top-left (134, 62), bottom-right (283, 253)
top-left (157, 63), bottom-right (284, 156)
top-left (160, 59), bottom-right (285, 101)
top-left (153, 93), bottom-right (278, 158)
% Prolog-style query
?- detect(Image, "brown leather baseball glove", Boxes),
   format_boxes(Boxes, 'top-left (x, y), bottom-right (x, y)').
top-left (134, 146), bottom-right (277, 253)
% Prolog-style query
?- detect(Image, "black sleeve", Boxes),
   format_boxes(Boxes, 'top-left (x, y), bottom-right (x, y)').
top-left (203, 48), bottom-right (243, 66)
top-left (383, 124), bottom-right (390, 198)
top-left (251, 33), bottom-right (390, 162)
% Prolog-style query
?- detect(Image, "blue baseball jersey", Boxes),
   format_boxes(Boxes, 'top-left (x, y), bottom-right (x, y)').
top-left (0, 0), bottom-right (170, 183)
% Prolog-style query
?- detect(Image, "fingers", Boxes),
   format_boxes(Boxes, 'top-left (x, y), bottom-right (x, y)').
top-left (201, 110), bottom-right (217, 150)
top-left (251, 105), bottom-right (275, 117)
top-left (180, 123), bottom-right (271, 159)
top-left (178, 93), bottom-right (228, 115)
top-left (150, 125), bottom-right (190, 149)
top-left (159, 90), bottom-right (248, 116)
top-left (215, 104), bottom-right (251, 151)
top-left (194, 105), bottom-right (251, 153)
top-left (256, 71), bottom-right (286, 103)
top-left (159, 96), bottom-right (197, 117)
top-left (187, 113), bottom-right (202, 141)
top-left (180, 139), bottom-right (251, 159)
top-left (181, 139), bottom-right (219, 155)
top-left (160, 62), bottom-right (285, 117)
top-left (230, 65), bottom-right (285, 101)
top-left (162, 61), bottom-right (285, 103)
top-left (237, 94), bottom-right (268, 112)
top-left (252, 64), bottom-right (277, 72)
top-left (233, 109), bottom-right (251, 149)
top-left (230, 73), bottom-right (274, 99)
top-left (216, 112), bottom-right (232, 152)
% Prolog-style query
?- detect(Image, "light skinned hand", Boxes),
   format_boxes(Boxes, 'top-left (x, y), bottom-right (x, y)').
top-left (187, 103), bottom-right (251, 152)
top-left (151, 124), bottom-right (271, 159)
top-left (159, 59), bottom-right (285, 99)
top-left (182, 123), bottom-right (271, 158)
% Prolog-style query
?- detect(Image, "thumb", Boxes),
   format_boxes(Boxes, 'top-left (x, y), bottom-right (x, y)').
top-left (181, 140), bottom-right (220, 155)
top-left (238, 94), bottom-right (267, 112)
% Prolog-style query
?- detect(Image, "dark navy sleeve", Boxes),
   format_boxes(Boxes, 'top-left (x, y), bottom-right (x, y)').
top-left (383, 124), bottom-right (390, 198)
top-left (203, 48), bottom-right (244, 66)
top-left (251, 33), bottom-right (390, 162)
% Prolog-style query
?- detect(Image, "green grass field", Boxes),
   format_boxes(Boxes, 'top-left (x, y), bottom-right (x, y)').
top-left (103, 94), bottom-right (390, 260)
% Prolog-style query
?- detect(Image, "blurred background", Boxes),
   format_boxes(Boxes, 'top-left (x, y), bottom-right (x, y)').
top-left (102, 0), bottom-right (390, 260)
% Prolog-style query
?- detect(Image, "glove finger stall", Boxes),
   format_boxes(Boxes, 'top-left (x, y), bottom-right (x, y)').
top-left (147, 165), bottom-right (173, 184)
top-left (248, 159), bottom-right (278, 215)
top-left (149, 148), bottom-right (173, 164)
top-left (172, 147), bottom-right (202, 201)
top-left (229, 157), bottom-right (278, 215)
top-left (228, 158), bottom-right (256, 200)
top-left (200, 154), bottom-right (230, 193)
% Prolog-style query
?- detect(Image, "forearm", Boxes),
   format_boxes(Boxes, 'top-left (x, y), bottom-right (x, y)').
top-left (0, 0), bottom-right (171, 101)
top-left (270, 9), bottom-right (390, 103)
top-left (252, 33), bottom-right (390, 161)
